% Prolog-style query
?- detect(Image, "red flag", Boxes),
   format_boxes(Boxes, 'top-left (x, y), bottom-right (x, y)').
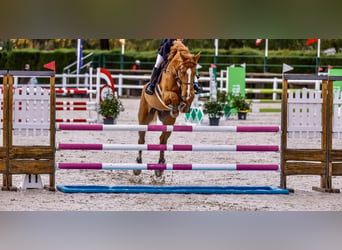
top-left (306, 39), bottom-right (318, 46)
top-left (255, 39), bottom-right (263, 46)
top-left (318, 67), bottom-right (324, 72)
top-left (328, 65), bottom-right (334, 69)
top-left (44, 61), bottom-right (56, 71)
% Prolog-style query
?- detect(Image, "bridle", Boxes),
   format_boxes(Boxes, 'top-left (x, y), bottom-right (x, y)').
top-left (166, 62), bottom-right (197, 101)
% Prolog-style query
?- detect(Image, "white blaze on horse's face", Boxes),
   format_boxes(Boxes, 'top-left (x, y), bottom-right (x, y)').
top-left (186, 68), bottom-right (192, 100)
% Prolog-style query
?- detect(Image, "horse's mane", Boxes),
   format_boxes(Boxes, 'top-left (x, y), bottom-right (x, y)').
top-left (167, 40), bottom-right (191, 61)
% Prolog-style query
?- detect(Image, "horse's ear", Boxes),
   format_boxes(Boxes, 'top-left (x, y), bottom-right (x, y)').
top-left (194, 51), bottom-right (201, 62)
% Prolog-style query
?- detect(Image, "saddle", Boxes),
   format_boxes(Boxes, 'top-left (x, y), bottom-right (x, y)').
top-left (154, 60), bottom-right (169, 85)
top-left (144, 59), bottom-right (178, 113)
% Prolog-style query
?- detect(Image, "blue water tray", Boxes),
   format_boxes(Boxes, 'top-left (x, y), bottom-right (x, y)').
top-left (57, 185), bottom-right (289, 194)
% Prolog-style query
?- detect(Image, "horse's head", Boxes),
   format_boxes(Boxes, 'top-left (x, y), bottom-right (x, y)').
top-left (177, 51), bottom-right (201, 113)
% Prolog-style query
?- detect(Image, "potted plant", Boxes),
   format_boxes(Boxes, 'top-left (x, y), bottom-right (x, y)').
top-left (202, 100), bottom-right (224, 126)
top-left (228, 93), bottom-right (251, 120)
top-left (217, 90), bottom-right (231, 119)
top-left (98, 93), bottom-right (125, 124)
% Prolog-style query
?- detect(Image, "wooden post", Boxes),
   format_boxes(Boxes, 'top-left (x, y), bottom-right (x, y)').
top-left (281, 74), bottom-right (329, 192)
top-left (280, 78), bottom-right (288, 190)
top-left (327, 75), bottom-right (342, 193)
top-left (49, 75), bottom-right (56, 191)
top-left (1, 73), bottom-right (10, 190)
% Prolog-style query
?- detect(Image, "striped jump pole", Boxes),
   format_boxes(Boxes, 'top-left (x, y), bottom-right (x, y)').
top-left (56, 118), bottom-right (96, 123)
top-left (12, 87), bottom-right (96, 95)
top-left (57, 143), bottom-right (280, 152)
top-left (245, 88), bottom-right (282, 94)
top-left (55, 118), bottom-right (97, 123)
top-left (56, 162), bottom-right (279, 171)
top-left (56, 124), bottom-right (280, 133)
top-left (56, 101), bottom-right (96, 106)
top-left (56, 107), bottom-right (96, 111)
top-left (55, 88), bottom-right (96, 94)
top-left (246, 99), bottom-right (282, 103)
top-left (251, 107), bottom-right (282, 113)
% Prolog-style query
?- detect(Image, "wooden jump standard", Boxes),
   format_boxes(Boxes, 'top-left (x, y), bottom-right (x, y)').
top-left (0, 71), bottom-right (56, 191)
top-left (281, 74), bottom-right (342, 193)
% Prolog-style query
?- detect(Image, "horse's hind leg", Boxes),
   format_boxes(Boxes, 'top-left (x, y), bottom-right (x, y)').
top-left (154, 131), bottom-right (172, 177)
top-left (134, 130), bottom-right (146, 175)
top-left (155, 112), bottom-right (176, 177)
top-left (135, 94), bottom-right (156, 175)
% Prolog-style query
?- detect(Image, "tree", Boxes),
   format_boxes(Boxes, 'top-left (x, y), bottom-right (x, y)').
top-left (100, 39), bottom-right (110, 50)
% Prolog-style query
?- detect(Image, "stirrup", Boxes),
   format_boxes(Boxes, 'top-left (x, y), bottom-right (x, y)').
top-left (145, 84), bottom-right (155, 95)
top-left (194, 85), bottom-right (203, 94)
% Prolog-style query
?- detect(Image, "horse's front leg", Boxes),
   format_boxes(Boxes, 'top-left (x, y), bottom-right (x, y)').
top-left (154, 131), bottom-right (172, 177)
top-left (135, 94), bottom-right (155, 175)
top-left (134, 131), bottom-right (146, 175)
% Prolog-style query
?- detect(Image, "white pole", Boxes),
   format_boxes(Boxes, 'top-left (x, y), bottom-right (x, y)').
top-left (265, 39), bottom-right (269, 57)
top-left (317, 39), bottom-right (321, 58)
top-left (214, 39), bottom-right (219, 56)
top-left (118, 74), bottom-right (123, 96)
top-left (121, 43), bottom-right (125, 55)
top-left (96, 68), bottom-right (101, 123)
top-left (77, 39), bottom-right (81, 86)
top-left (272, 77), bottom-right (277, 101)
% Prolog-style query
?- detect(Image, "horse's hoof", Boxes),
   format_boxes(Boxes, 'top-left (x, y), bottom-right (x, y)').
top-left (155, 159), bottom-right (165, 177)
top-left (133, 170), bottom-right (142, 176)
top-left (134, 157), bottom-right (142, 175)
top-left (154, 170), bottom-right (164, 177)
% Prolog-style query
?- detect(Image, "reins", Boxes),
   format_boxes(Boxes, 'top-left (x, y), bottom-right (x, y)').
top-left (165, 62), bottom-right (196, 88)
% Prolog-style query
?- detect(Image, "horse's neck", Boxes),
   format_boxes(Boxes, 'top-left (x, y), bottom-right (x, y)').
top-left (158, 57), bottom-right (181, 97)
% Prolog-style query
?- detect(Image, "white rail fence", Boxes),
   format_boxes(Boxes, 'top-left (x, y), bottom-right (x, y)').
top-left (6, 68), bottom-right (322, 101)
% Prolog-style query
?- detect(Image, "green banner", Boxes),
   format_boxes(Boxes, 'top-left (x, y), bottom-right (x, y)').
top-left (227, 66), bottom-right (246, 96)
top-left (227, 66), bottom-right (246, 113)
top-left (328, 68), bottom-right (342, 95)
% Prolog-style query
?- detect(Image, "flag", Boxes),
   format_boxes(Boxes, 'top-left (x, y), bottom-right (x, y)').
top-left (256, 39), bottom-right (263, 46)
top-left (306, 39), bottom-right (318, 46)
top-left (318, 67), bottom-right (324, 72)
top-left (43, 61), bottom-right (56, 71)
top-left (282, 63), bottom-right (294, 73)
top-left (328, 65), bottom-right (334, 69)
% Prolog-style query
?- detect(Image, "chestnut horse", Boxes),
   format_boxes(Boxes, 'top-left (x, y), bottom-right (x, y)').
top-left (136, 40), bottom-right (201, 177)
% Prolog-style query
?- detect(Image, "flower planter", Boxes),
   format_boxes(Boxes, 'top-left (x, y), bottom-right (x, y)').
top-left (237, 111), bottom-right (247, 120)
top-left (209, 117), bottom-right (220, 126)
top-left (103, 117), bottom-right (117, 124)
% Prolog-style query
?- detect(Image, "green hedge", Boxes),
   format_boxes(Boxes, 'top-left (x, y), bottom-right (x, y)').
top-left (1, 48), bottom-right (342, 74)
top-left (0, 49), bottom-right (77, 72)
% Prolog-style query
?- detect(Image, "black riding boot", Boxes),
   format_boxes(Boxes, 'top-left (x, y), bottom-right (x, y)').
top-left (145, 67), bottom-right (159, 95)
top-left (193, 83), bottom-right (203, 94)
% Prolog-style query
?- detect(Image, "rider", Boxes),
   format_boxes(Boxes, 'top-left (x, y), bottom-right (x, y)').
top-left (145, 39), bottom-right (203, 95)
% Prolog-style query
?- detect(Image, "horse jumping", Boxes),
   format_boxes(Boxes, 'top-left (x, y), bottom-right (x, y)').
top-left (136, 40), bottom-right (201, 177)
